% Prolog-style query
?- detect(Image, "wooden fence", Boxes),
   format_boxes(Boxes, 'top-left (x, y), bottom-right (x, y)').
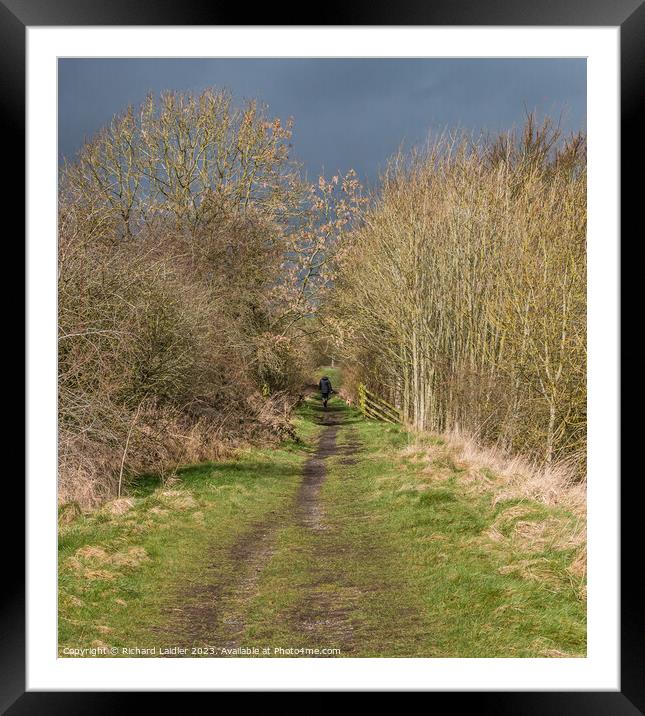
top-left (357, 383), bottom-right (403, 425)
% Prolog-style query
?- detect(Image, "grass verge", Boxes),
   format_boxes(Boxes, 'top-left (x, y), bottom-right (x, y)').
top-left (319, 403), bottom-right (586, 657)
top-left (58, 420), bottom-right (318, 656)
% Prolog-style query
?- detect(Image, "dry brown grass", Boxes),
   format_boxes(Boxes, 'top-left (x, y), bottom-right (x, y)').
top-left (568, 549), bottom-right (587, 579)
top-left (444, 427), bottom-right (586, 514)
top-left (69, 544), bottom-right (150, 579)
top-left (101, 498), bottom-right (134, 516)
top-left (497, 558), bottom-right (564, 589)
top-left (407, 428), bottom-right (586, 579)
top-left (158, 490), bottom-right (198, 511)
top-left (81, 570), bottom-right (116, 582)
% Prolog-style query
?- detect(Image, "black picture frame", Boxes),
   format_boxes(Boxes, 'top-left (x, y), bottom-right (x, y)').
top-left (7, 0), bottom-right (637, 710)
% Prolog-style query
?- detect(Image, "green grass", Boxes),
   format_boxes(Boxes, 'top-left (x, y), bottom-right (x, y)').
top-left (58, 435), bottom-right (317, 655)
top-left (323, 404), bottom-right (586, 657)
top-left (59, 381), bottom-right (585, 658)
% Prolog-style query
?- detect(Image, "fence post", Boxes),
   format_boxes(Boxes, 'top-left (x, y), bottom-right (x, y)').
top-left (358, 383), bottom-right (367, 416)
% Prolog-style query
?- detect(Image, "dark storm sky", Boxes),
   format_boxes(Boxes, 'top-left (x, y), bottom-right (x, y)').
top-left (58, 58), bottom-right (586, 187)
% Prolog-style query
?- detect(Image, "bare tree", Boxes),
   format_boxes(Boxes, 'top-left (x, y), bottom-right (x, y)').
top-left (329, 117), bottom-right (586, 474)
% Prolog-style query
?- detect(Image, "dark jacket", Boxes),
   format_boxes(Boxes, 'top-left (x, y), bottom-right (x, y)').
top-left (319, 377), bottom-right (332, 395)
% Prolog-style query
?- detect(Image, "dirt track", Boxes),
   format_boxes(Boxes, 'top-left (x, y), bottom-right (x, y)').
top-left (164, 398), bottom-right (352, 653)
top-left (296, 405), bottom-right (343, 530)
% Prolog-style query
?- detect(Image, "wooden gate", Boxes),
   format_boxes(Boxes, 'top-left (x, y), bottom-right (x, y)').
top-left (357, 383), bottom-right (403, 425)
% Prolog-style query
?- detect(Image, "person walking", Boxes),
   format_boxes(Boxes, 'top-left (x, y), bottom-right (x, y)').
top-left (318, 375), bottom-right (333, 409)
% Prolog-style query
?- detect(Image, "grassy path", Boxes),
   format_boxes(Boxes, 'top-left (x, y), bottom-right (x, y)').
top-left (59, 375), bottom-right (586, 658)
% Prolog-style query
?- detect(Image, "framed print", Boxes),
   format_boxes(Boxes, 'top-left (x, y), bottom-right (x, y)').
top-left (6, 0), bottom-right (638, 709)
